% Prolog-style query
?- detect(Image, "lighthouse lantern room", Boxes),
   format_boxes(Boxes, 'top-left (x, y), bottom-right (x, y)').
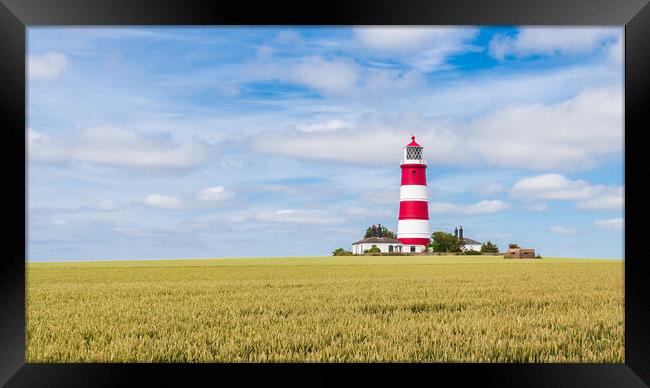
top-left (397, 135), bottom-right (430, 252)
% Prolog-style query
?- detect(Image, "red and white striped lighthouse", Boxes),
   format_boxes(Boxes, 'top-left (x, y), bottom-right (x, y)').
top-left (397, 135), bottom-right (430, 252)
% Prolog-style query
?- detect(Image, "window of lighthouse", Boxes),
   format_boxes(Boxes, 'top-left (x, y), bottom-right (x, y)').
top-left (407, 147), bottom-right (422, 160)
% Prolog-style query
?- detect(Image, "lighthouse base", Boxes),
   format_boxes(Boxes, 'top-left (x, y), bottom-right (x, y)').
top-left (397, 238), bottom-right (429, 253)
top-left (397, 237), bottom-right (430, 246)
top-left (400, 244), bottom-right (427, 253)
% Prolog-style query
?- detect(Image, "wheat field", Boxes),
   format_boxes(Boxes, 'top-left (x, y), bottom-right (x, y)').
top-left (26, 256), bottom-right (624, 362)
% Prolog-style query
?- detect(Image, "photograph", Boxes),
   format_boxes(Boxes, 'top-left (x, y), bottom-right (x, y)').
top-left (26, 25), bottom-right (624, 363)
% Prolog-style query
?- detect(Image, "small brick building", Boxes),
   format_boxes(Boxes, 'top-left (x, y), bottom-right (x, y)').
top-left (504, 248), bottom-right (536, 259)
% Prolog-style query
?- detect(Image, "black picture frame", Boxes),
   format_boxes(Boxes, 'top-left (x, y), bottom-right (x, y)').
top-left (1, 0), bottom-right (648, 386)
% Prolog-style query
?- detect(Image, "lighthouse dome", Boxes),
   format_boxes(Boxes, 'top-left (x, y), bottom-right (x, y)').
top-left (402, 135), bottom-right (425, 164)
top-left (406, 135), bottom-right (421, 147)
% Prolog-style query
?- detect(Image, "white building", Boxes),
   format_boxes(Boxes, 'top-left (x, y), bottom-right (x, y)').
top-left (351, 237), bottom-right (403, 254)
top-left (460, 238), bottom-right (482, 252)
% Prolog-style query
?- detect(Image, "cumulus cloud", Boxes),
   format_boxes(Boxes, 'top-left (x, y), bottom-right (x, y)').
top-left (196, 186), bottom-right (233, 202)
top-left (489, 27), bottom-right (621, 60)
top-left (429, 200), bottom-right (509, 215)
top-left (253, 126), bottom-right (462, 167)
top-left (511, 173), bottom-right (623, 211)
top-left (594, 218), bottom-right (623, 230)
top-left (144, 194), bottom-right (184, 209)
top-left (576, 189), bottom-right (624, 211)
top-left (354, 27), bottom-right (479, 71)
top-left (28, 126), bottom-right (210, 171)
top-left (468, 87), bottom-right (623, 170)
top-left (255, 209), bottom-right (345, 225)
top-left (252, 87), bottom-right (621, 170)
top-left (511, 174), bottom-right (597, 200)
top-left (144, 186), bottom-right (233, 210)
top-left (28, 52), bottom-right (68, 80)
top-left (549, 225), bottom-right (576, 235)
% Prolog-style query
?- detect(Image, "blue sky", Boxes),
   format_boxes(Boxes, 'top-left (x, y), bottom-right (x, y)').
top-left (27, 26), bottom-right (624, 261)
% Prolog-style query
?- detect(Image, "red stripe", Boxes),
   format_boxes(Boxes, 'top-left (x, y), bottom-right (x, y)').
top-left (398, 201), bottom-right (429, 220)
top-left (400, 165), bottom-right (427, 185)
top-left (398, 238), bottom-right (430, 246)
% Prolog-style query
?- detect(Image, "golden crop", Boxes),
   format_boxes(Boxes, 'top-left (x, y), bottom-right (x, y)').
top-left (26, 256), bottom-right (623, 362)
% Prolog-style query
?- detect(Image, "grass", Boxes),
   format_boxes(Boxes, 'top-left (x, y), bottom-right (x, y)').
top-left (26, 256), bottom-right (624, 362)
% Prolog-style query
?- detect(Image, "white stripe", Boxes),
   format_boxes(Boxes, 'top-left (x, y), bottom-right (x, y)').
top-left (397, 232), bottom-right (431, 239)
top-left (399, 185), bottom-right (428, 201)
top-left (397, 219), bottom-right (430, 235)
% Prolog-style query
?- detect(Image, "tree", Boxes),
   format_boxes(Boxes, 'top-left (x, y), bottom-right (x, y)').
top-left (481, 240), bottom-right (499, 253)
top-left (364, 225), bottom-right (396, 239)
top-left (429, 231), bottom-right (461, 252)
top-left (508, 243), bottom-right (520, 249)
top-left (332, 248), bottom-right (353, 256)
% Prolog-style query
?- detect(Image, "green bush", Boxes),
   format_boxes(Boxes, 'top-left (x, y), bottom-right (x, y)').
top-left (365, 246), bottom-right (381, 254)
top-left (332, 248), bottom-right (353, 256)
top-left (464, 249), bottom-right (482, 255)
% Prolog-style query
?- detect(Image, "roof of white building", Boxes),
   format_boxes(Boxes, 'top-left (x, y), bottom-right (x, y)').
top-left (461, 237), bottom-right (481, 245)
top-left (352, 237), bottom-right (403, 245)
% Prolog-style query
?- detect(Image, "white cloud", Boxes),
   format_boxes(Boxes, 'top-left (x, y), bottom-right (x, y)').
top-left (291, 56), bottom-right (359, 94)
top-left (511, 173), bottom-right (623, 211)
top-left (468, 87), bottom-right (623, 170)
top-left (594, 218), bottom-right (623, 230)
top-left (252, 87), bottom-right (622, 170)
top-left (489, 27), bottom-right (621, 60)
top-left (549, 225), bottom-right (576, 235)
top-left (429, 200), bottom-right (509, 215)
top-left (576, 188), bottom-right (623, 211)
top-left (296, 119), bottom-right (351, 133)
top-left (29, 52), bottom-right (68, 80)
top-left (28, 126), bottom-right (209, 171)
top-left (143, 194), bottom-right (184, 209)
top-left (356, 27), bottom-right (452, 52)
top-left (255, 209), bottom-right (345, 225)
top-left (253, 126), bottom-right (463, 167)
top-left (511, 174), bottom-right (596, 200)
top-left (354, 27), bottom-right (479, 71)
top-left (196, 186), bottom-right (233, 202)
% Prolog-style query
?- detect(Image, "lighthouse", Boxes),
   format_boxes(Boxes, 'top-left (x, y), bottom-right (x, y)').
top-left (397, 135), bottom-right (430, 253)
